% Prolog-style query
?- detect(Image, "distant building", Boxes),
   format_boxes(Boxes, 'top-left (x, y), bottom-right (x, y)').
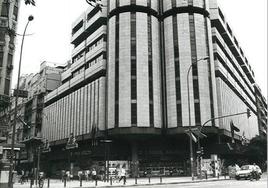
top-left (6, 61), bottom-right (64, 171)
top-left (42, 0), bottom-right (265, 177)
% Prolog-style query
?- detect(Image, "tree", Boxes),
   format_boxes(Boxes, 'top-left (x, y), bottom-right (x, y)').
top-left (243, 135), bottom-right (267, 171)
top-left (24, 0), bottom-right (103, 9)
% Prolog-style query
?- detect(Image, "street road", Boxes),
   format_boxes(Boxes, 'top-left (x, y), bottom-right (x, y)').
top-left (116, 176), bottom-right (267, 188)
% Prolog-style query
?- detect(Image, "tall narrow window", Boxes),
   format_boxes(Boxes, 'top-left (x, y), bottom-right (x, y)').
top-left (115, 15), bottom-right (120, 127)
top-left (1, 0), bottom-right (9, 17)
top-left (0, 52), bottom-right (3, 67)
top-left (173, 15), bottom-right (182, 126)
top-left (4, 78), bottom-right (10, 95)
top-left (188, 0), bottom-right (193, 6)
top-left (148, 15), bottom-right (154, 127)
top-left (204, 16), bottom-right (215, 125)
top-left (189, 13), bottom-right (201, 126)
top-left (131, 12), bottom-right (137, 126)
top-left (116, 0), bottom-right (119, 7)
top-left (147, 0), bottom-right (151, 7)
top-left (131, 103), bottom-right (137, 126)
top-left (171, 0), bottom-right (176, 7)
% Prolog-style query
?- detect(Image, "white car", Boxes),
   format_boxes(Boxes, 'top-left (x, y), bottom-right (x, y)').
top-left (235, 165), bottom-right (262, 180)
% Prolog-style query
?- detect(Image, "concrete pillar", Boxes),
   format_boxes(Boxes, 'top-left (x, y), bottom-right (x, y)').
top-left (131, 141), bottom-right (139, 177)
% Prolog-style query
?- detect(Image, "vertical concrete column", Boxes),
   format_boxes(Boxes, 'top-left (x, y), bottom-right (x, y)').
top-left (131, 141), bottom-right (139, 177)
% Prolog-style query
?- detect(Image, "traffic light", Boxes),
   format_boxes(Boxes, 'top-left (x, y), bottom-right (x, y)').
top-left (200, 147), bottom-right (204, 155)
top-left (196, 147), bottom-right (204, 156)
top-left (246, 108), bottom-right (251, 118)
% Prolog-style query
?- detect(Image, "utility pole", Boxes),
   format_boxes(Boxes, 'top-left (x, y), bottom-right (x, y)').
top-left (8, 15), bottom-right (34, 188)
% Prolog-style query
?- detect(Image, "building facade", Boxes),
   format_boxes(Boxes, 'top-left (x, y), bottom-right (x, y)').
top-left (6, 61), bottom-right (64, 171)
top-left (42, 0), bottom-right (264, 177)
top-left (0, 0), bottom-right (20, 136)
top-left (254, 84), bottom-right (267, 137)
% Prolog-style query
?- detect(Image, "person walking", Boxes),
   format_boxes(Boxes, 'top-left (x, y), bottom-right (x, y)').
top-left (119, 167), bottom-right (126, 184)
top-left (92, 168), bottom-right (97, 181)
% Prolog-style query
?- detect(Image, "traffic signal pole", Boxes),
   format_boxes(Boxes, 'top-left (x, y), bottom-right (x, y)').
top-left (197, 109), bottom-right (251, 178)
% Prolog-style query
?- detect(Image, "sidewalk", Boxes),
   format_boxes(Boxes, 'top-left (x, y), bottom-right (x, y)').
top-left (13, 175), bottom-right (230, 188)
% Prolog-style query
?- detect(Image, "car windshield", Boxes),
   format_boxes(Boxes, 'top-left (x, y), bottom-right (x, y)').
top-left (241, 165), bottom-right (250, 170)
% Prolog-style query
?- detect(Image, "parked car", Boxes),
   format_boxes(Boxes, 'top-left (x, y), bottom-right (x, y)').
top-left (235, 165), bottom-right (262, 180)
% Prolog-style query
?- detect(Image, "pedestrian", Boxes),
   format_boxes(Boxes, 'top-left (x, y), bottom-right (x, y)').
top-left (85, 170), bottom-right (90, 181)
top-left (92, 168), bottom-right (97, 181)
top-left (251, 163), bottom-right (258, 180)
top-left (61, 170), bottom-right (65, 182)
top-left (66, 171), bottom-right (70, 181)
top-left (119, 166), bottom-right (126, 184)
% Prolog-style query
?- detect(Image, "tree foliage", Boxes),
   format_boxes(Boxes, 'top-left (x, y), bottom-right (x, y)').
top-left (24, 0), bottom-right (103, 9)
top-left (243, 135), bottom-right (267, 170)
top-left (24, 0), bottom-right (35, 6)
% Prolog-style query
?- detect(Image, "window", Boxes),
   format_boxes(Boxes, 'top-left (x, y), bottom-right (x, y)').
top-left (193, 79), bottom-right (199, 99)
top-left (177, 103), bottom-right (182, 125)
top-left (189, 13), bottom-right (201, 125)
top-left (173, 15), bottom-right (182, 126)
top-left (130, 12), bottom-right (137, 127)
top-left (131, 78), bottom-right (136, 100)
top-left (147, 0), bottom-right (151, 7)
top-left (13, 5), bottom-right (18, 21)
top-left (72, 21), bottom-right (83, 35)
top-left (116, 0), bottom-right (119, 7)
top-left (150, 103), bottom-right (154, 127)
top-left (1, 0), bottom-right (9, 17)
top-left (131, 103), bottom-right (137, 125)
top-left (87, 7), bottom-right (99, 21)
top-left (194, 103), bottom-right (201, 125)
top-left (4, 78), bottom-right (10, 95)
top-left (0, 28), bottom-right (5, 42)
top-left (0, 52), bottom-right (3, 67)
top-left (114, 15), bottom-right (120, 127)
top-left (171, 0), bottom-right (176, 7)
top-left (176, 79), bottom-right (181, 100)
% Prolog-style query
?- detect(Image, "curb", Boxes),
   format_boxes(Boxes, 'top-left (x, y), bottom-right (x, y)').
top-left (73, 177), bottom-right (231, 188)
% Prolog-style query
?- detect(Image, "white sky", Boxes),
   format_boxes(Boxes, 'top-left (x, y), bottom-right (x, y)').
top-left (12, 0), bottom-right (267, 97)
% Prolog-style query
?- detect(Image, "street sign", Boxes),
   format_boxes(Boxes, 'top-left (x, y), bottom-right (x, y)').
top-left (13, 89), bottom-right (28, 98)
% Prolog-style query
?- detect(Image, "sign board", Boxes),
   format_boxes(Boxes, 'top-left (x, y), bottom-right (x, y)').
top-left (13, 89), bottom-right (28, 98)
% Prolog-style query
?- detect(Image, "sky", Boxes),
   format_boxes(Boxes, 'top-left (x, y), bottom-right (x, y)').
top-left (12, 0), bottom-right (267, 97)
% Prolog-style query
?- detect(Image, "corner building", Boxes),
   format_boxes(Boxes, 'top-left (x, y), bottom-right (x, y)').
top-left (42, 0), bottom-right (262, 177)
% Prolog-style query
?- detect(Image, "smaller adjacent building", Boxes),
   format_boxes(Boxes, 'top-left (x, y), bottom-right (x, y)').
top-left (6, 61), bottom-right (64, 172)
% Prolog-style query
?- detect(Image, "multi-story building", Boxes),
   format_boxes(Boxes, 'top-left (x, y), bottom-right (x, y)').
top-left (42, 4), bottom-right (107, 175)
top-left (42, 0), bottom-right (265, 177)
top-left (0, 0), bottom-right (20, 132)
top-left (6, 61), bottom-right (64, 171)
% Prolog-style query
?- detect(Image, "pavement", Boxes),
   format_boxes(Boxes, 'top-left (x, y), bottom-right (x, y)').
top-left (13, 175), bottom-right (231, 188)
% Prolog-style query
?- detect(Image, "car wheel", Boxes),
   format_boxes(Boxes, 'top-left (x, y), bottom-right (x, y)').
top-left (235, 176), bottom-right (240, 180)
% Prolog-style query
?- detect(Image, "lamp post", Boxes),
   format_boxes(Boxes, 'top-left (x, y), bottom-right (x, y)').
top-left (186, 56), bottom-right (209, 180)
top-left (8, 15), bottom-right (34, 188)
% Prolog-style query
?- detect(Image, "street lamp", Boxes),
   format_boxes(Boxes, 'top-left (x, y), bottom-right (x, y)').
top-left (186, 56), bottom-right (209, 180)
top-left (8, 15), bottom-right (34, 188)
